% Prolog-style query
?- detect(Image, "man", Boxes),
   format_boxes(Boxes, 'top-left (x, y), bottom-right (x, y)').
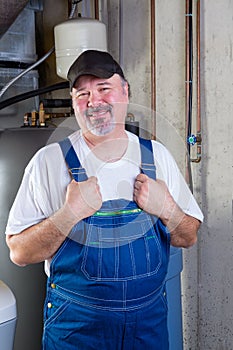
top-left (6, 50), bottom-right (203, 349)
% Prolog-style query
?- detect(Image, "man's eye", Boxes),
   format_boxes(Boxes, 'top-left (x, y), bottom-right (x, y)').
top-left (100, 87), bottom-right (110, 93)
top-left (76, 92), bottom-right (89, 99)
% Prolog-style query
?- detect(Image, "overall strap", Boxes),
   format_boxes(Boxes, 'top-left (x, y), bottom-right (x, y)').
top-left (139, 137), bottom-right (156, 180)
top-left (59, 137), bottom-right (88, 182)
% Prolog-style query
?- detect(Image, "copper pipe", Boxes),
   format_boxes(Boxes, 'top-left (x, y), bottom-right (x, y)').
top-left (151, 0), bottom-right (156, 139)
top-left (192, 0), bottom-right (202, 162)
top-left (196, 0), bottom-right (201, 134)
top-left (185, 0), bottom-right (191, 145)
top-left (39, 102), bottom-right (46, 127)
top-left (185, 0), bottom-right (193, 186)
top-left (94, 0), bottom-right (99, 20)
top-left (191, 0), bottom-right (202, 163)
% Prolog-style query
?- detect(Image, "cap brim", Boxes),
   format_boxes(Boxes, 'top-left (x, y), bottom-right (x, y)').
top-left (71, 69), bottom-right (114, 89)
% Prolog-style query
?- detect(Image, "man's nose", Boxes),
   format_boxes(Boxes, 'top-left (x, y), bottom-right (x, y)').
top-left (87, 91), bottom-right (102, 107)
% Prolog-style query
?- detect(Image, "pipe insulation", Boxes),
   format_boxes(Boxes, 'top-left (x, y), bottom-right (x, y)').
top-left (0, 82), bottom-right (69, 111)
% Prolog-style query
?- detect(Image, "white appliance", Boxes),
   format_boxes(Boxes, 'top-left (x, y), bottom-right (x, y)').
top-left (54, 18), bottom-right (107, 79)
top-left (0, 280), bottom-right (17, 350)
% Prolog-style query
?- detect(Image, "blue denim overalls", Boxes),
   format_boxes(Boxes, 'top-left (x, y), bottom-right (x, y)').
top-left (42, 137), bottom-right (170, 350)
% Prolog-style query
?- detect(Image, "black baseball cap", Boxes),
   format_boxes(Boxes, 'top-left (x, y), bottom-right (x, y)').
top-left (67, 50), bottom-right (125, 90)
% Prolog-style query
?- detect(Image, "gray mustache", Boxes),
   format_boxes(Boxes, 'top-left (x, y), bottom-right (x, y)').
top-left (86, 105), bottom-right (112, 117)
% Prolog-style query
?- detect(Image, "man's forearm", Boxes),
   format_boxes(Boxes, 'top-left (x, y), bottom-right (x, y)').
top-left (6, 206), bottom-right (79, 266)
top-left (164, 203), bottom-right (200, 248)
top-left (133, 174), bottom-right (201, 248)
top-left (6, 177), bottom-right (103, 267)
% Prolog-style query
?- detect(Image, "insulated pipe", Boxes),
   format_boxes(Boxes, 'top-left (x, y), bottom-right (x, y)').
top-left (0, 82), bottom-right (69, 111)
top-left (40, 99), bottom-right (72, 108)
top-left (151, 0), bottom-right (156, 139)
top-left (0, 47), bottom-right (55, 99)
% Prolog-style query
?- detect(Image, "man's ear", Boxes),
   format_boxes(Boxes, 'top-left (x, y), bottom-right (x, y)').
top-left (125, 81), bottom-right (131, 99)
top-left (70, 91), bottom-right (75, 109)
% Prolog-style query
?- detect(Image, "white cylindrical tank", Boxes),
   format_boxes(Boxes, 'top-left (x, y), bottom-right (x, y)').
top-left (54, 18), bottom-right (107, 80)
top-left (0, 281), bottom-right (17, 350)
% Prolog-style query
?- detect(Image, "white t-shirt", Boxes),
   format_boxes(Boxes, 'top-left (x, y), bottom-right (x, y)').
top-left (5, 130), bottom-right (203, 274)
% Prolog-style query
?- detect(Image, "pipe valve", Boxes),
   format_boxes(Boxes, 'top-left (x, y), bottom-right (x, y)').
top-left (187, 134), bottom-right (197, 146)
top-left (187, 133), bottom-right (202, 146)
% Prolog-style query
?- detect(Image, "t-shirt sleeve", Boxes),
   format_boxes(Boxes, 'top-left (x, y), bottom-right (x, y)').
top-left (5, 155), bottom-right (47, 235)
top-left (152, 141), bottom-right (204, 222)
top-left (5, 143), bottom-right (68, 235)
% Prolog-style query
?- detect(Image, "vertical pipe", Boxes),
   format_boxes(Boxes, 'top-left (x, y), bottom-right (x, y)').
top-left (185, 0), bottom-right (193, 189)
top-left (196, 0), bottom-right (200, 132)
top-left (190, 0), bottom-right (202, 163)
top-left (196, 0), bottom-right (202, 161)
top-left (151, 0), bottom-right (156, 139)
top-left (185, 0), bottom-right (190, 183)
top-left (94, 0), bottom-right (99, 20)
top-left (185, 0), bottom-right (192, 155)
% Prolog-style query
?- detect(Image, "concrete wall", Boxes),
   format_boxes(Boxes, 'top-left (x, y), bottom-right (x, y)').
top-left (101, 1), bottom-right (233, 348)
top-left (196, 1), bottom-right (233, 348)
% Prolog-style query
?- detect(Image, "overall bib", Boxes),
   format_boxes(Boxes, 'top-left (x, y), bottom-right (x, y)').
top-left (42, 137), bottom-right (171, 350)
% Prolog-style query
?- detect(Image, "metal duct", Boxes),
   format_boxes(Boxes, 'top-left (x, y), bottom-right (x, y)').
top-left (0, 0), bottom-right (28, 38)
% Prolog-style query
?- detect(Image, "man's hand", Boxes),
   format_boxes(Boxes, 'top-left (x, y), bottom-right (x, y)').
top-left (6, 176), bottom-right (103, 266)
top-left (133, 173), bottom-right (200, 248)
top-left (133, 173), bottom-right (172, 218)
top-left (64, 176), bottom-right (103, 221)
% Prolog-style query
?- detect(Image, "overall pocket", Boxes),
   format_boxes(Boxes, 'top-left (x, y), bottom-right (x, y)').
top-left (81, 210), bottom-right (163, 281)
top-left (44, 292), bottom-right (71, 328)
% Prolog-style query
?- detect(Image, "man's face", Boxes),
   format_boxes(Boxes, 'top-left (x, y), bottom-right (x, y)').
top-left (71, 74), bottom-right (129, 137)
